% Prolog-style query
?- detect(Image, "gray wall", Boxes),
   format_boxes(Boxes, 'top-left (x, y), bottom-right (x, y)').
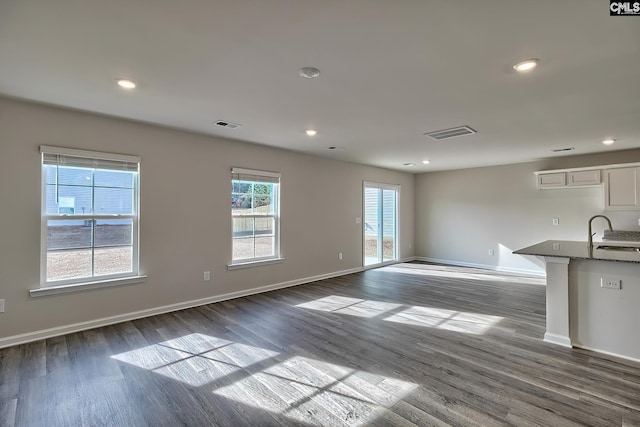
top-left (415, 150), bottom-right (640, 275)
top-left (0, 97), bottom-right (415, 340)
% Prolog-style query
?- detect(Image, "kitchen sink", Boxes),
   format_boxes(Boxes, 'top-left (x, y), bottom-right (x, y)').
top-left (596, 245), bottom-right (640, 252)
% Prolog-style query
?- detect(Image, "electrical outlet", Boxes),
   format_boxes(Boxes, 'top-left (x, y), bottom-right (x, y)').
top-left (600, 278), bottom-right (621, 289)
top-left (203, 271), bottom-right (211, 281)
top-left (0, 299), bottom-right (5, 313)
top-left (488, 249), bottom-right (495, 256)
top-left (338, 252), bottom-right (343, 260)
top-left (552, 218), bottom-right (559, 226)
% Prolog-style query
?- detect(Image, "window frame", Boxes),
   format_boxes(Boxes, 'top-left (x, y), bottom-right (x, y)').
top-left (39, 145), bottom-right (141, 288)
top-left (230, 167), bottom-right (282, 267)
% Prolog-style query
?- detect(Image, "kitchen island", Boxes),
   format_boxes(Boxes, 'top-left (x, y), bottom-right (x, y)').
top-left (515, 240), bottom-right (640, 362)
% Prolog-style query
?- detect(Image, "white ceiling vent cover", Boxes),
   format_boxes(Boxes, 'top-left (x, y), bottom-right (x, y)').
top-left (215, 120), bottom-right (242, 129)
top-left (424, 125), bottom-right (477, 140)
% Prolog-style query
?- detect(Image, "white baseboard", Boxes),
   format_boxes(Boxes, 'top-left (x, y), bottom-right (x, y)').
top-left (414, 257), bottom-right (546, 277)
top-left (572, 344), bottom-right (640, 364)
top-left (543, 332), bottom-right (573, 348)
top-left (544, 334), bottom-right (640, 363)
top-left (0, 267), bottom-right (364, 349)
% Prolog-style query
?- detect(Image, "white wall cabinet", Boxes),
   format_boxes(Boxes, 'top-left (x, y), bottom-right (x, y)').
top-left (604, 167), bottom-right (640, 210)
top-left (536, 169), bottom-right (600, 189)
top-left (537, 172), bottom-right (566, 189)
top-left (567, 169), bottom-right (601, 187)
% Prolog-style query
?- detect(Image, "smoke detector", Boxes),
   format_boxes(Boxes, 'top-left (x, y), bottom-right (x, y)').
top-left (299, 67), bottom-right (320, 79)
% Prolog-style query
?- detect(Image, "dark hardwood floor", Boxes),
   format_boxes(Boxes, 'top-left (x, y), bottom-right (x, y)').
top-left (1, 262), bottom-right (639, 426)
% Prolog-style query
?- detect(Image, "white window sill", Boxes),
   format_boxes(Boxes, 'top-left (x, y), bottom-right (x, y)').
top-left (30, 275), bottom-right (147, 298)
top-left (227, 258), bottom-right (285, 270)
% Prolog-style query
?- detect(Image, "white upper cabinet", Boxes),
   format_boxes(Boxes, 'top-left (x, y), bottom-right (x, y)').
top-left (567, 170), bottom-right (601, 187)
top-left (605, 167), bottom-right (640, 210)
top-left (536, 169), bottom-right (600, 189)
top-left (537, 172), bottom-right (566, 189)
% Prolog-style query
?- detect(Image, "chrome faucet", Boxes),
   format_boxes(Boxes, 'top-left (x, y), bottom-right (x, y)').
top-left (588, 215), bottom-right (613, 257)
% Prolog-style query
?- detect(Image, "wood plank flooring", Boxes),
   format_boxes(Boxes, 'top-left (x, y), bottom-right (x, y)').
top-left (1, 262), bottom-right (639, 426)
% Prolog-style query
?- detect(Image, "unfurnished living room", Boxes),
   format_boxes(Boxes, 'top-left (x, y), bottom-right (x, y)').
top-left (1, 1), bottom-right (640, 426)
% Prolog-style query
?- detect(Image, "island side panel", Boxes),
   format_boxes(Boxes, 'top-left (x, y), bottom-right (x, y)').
top-left (569, 259), bottom-right (640, 361)
top-left (543, 256), bottom-right (572, 347)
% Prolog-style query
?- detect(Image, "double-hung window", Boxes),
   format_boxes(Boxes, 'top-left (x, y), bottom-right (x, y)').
top-left (40, 146), bottom-right (140, 287)
top-left (231, 168), bottom-right (280, 265)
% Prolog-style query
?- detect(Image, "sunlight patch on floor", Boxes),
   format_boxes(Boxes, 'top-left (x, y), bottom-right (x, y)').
top-left (380, 263), bottom-right (546, 285)
top-left (296, 296), bottom-right (503, 335)
top-left (384, 306), bottom-right (503, 334)
top-left (112, 333), bottom-right (417, 426)
top-left (296, 295), bottom-right (402, 318)
top-left (213, 355), bottom-right (417, 426)
top-left (111, 333), bottom-right (279, 387)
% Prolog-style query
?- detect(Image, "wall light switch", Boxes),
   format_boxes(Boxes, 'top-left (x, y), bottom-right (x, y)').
top-left (488, 249), bottom-right (495, 256)
top-left (355, 216), bottom-right (362, 224)
top-left (552, 218), bottom-right (560, 226)
top-left (203, 271), bottom-right (211, 281)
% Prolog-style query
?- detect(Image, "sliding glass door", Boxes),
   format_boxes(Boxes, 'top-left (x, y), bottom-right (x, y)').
top-left (363, 183), bottom-right (399, 267)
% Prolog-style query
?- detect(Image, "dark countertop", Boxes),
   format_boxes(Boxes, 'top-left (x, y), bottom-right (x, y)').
top-left (514, 240), bottom-right (640, 263)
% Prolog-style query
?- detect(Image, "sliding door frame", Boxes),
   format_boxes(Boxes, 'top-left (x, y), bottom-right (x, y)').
top-left (362, 181), bottom-right (400, 269)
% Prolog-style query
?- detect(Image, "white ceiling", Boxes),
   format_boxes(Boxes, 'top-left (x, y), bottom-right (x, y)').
top-left (1, 0), bottom-right (639, 172)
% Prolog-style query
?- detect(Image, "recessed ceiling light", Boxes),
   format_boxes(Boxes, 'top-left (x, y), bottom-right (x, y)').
top-left (117, 79), bottom-right (136, 89)
top-left (299, 67), bottom-right (320, 79)
top-left (513, 59), bottom-right (539, 73)
top-left (602, 138), bottom-right (616, 146)
top-left (305, 129), bottom-right (317, 136)
top-left (403, 163), bottom-right (416, 167)
top-left (422, 160), bottom-right (431, 165)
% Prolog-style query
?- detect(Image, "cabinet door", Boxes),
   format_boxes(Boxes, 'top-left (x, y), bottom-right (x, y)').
top-left (567, 170), bottom-right (601, 187)
top-left (538, 172), bottom-right (566, 189)
top-left (605, 167), bottom-right (640, 210)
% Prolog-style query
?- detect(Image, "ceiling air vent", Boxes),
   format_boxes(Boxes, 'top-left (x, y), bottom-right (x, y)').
top-left (551, 147), bottom-right (575, 152)
top-left (424, 125), bottom-right (477, 141)
top-left (214, 120), bottom-right (242, 129)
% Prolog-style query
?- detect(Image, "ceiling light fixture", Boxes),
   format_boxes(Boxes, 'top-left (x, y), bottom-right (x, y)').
top-left (602, 138), bottom-right (616, 146)
top-left (513, 59), bottom-right (539, 73)
top-left (117, 79), bottom-right (136, 89)
top-left (422, 160), bottom-right (431, 165)
top-left (299, 67), bottom-right (320, 79)
top-left (305, 129), bottom-right (317, 136)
